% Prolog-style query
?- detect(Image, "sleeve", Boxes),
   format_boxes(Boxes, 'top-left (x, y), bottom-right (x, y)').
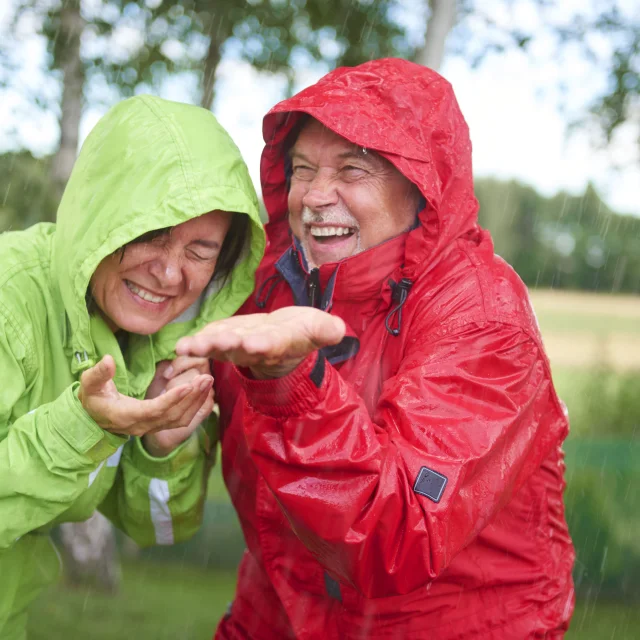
top-left (98, 414), bottom-right (217, 547)
top-left (235, 321), bottom-right (567, 597)
top-left (0, 317), bottom-right (126, 550)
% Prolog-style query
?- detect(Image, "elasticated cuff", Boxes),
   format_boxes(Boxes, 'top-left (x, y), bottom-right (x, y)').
top-left (237, 352), bottom-right (328, 419)
top-left (130, 431), bottom-right (201, 478)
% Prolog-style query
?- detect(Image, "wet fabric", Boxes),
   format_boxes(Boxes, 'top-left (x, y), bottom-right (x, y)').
top-left (215, 59), bottom-right (575, 639)
top-left (0, 94), bottom-right (265, 639)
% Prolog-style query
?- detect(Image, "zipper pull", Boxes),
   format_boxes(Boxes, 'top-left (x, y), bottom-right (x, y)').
top-left (308, 268), bottom-right (321, 309)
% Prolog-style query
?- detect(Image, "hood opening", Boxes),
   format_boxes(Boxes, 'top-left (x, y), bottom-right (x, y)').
top-left (260, 59), bottom-right (481, 277)
top-left (53, 94), bottom-right (265, 367)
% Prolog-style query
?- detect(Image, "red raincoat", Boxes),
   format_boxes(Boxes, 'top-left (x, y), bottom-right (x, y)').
top-left (214, 59), bottom-right (575, 639)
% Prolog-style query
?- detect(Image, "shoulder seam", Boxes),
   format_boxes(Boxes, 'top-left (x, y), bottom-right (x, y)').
top-left (0, 256), bottom-right (46, 289)
top-left (455, 239), bottom-right (489, 322)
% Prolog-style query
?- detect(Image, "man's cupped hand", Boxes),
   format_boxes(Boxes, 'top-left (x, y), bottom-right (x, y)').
top-left (176, 307), bottom-right (346, 379)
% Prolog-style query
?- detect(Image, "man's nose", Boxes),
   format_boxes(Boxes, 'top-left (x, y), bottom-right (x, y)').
top-left (301, 173), bottom-right (339, 210)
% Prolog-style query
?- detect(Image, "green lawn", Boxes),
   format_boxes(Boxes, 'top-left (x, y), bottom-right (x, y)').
top-left (27, 560), bottom-right (640, 639)
top-left (529, 290), bottom-right (640, 338)
top-left (569, 600), bottom-right (640, 639)
top-left (27, 561), bottom-right (235, 640)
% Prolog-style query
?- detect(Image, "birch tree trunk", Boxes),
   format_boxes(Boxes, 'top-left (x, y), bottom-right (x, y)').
top-left (52, 0), bottom-right (120, 592)
top-left (415, 0), bottom-right (457, 71)
top-left (51, 0), bottom-right (84, 202)
top-left (200, 14), bottom-right (230, 111)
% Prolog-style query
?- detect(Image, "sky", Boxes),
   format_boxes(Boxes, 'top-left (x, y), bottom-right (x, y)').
top-left (1, 0), bottom-right (639, 218)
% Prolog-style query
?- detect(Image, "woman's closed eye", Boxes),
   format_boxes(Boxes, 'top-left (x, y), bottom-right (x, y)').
top-left (188, 248), bottom-right (219, 261)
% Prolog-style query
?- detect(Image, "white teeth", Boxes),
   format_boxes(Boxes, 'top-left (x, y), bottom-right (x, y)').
top-left (126, 281), bottom-right (168, 304)
top-left (310, 226), bottom-right (354, 237)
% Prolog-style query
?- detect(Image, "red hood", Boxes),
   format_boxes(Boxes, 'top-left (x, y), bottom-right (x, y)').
top-left (260, 58), bottom-right (480, 278)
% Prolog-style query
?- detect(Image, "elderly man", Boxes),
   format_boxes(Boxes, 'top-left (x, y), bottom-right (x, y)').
top-left (178, 59), bottom-right (575, 639)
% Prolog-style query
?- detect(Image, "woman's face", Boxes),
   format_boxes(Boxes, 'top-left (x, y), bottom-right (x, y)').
top-left (90, 211), bottom-right (232, 335)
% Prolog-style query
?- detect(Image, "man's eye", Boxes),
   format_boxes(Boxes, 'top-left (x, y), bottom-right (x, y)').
top-left (292, 165), bottom-right (315, 179)
top-left (341, 165), bottom-right (366, 178)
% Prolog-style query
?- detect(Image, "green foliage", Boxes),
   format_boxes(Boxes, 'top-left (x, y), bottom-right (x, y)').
top-left (0, 151), bottom-right (57, 233)
top-left (450, 1), bottom-right (640, 156)
top-left (476, 178), bottom-right (640, 293)
top-left (564, 440), bottom-right (640, 601)
top-left (2, 0), bottom-right (413, 112)
top-left (571, 369), bottom-right (640, 439)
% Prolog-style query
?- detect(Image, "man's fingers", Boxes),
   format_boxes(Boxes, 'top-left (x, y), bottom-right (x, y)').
top-left (175, 315), bottom-right (268, 356)
top-left (177, 331), bottom-right (244, 358)
top-left (80, 355), bottom-right (116, 395)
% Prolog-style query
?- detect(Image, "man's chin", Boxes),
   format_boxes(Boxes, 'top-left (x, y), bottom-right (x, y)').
top-left (304, 235), bottom-right (359, 267)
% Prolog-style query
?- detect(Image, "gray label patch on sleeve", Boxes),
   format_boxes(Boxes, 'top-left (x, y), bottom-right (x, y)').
top-left (413, 466), bottom-right (448, 503)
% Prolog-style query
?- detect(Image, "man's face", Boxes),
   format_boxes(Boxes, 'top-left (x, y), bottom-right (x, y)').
top-left (287, 119), bottom-right (421, 268)
top-left (90, 211), bottom-right (232, 335)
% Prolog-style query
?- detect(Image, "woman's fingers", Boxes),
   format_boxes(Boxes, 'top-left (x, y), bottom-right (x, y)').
top-left (165, 368), bottom-right (201, 390)
top-left (163, 356), bottom-right (211, 379)
top-left (146, 377), bottom-right (213, 434)
top-left (159, 376), bottom-right (212, 426)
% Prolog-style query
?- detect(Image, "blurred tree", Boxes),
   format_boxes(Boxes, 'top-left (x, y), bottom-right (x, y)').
top-left (117, 0), bottom-right (412, 109)
top-left (1, 0), bottom-right (411, 167)
top-left (0, 152), bottom-right (58, 233)
top-left (475, 178), bottom-right (640, 293)
top-left (415, 1), bottom-right (639, 159)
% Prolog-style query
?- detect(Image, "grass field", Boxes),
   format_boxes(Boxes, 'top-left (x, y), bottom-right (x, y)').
top-left (27, 560), bottom-right (640, 639)
top-left (528, 290), bottom-right (640, 371)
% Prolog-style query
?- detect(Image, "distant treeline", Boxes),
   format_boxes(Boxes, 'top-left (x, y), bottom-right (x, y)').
top-left (1, 151), bottom-right (639, 294)
top-left (476, 179), bottom-right (640, 294)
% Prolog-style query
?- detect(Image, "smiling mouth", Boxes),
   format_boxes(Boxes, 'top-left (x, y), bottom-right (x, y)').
top-left (308, 225), bottom-right (357, 244)
top-left (125, 280), bottom-right (170, 304)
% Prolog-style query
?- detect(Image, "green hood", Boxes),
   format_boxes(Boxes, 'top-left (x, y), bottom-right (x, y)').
top-left (52, 95), bottom-right (265, 379)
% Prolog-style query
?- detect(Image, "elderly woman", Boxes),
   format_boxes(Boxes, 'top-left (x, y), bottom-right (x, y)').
top-left (0, 95), bottom-right (264, 638)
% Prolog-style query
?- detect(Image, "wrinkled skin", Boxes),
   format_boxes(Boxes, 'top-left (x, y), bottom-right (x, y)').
top-left (90, 211), bottom-right (232, 335)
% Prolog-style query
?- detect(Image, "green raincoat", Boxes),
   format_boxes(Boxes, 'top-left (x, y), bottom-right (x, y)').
top-left (0, 95), bottom-right (265, 638)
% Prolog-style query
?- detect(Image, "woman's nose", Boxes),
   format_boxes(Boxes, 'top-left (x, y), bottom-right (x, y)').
top-left (149, 256), bottom-right (182, 287)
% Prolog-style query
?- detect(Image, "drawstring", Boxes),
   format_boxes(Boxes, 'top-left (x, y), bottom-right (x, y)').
top-left (385, 278), bottom-right (413, 336)
top-left (255, 273), bottom-right (284, 309)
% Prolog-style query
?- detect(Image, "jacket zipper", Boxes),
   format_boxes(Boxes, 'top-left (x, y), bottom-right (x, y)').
top-left (308, 268), bottom-right (321, 309)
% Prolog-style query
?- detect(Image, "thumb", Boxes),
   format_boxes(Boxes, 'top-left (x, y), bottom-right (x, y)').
top-left (80, 355), bottom-right (116, 395)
